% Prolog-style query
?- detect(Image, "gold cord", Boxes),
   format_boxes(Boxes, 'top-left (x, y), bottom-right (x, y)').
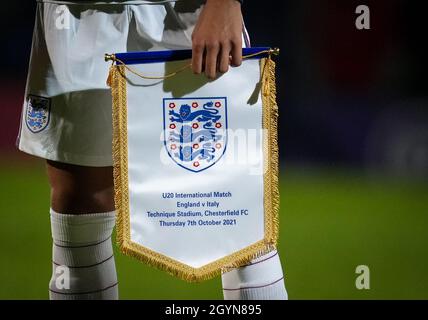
top-left (105, 48), bottom-right (279, 80)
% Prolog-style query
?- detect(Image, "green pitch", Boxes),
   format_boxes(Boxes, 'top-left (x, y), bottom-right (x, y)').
top-left (1, 161), bottom-right (427, 299)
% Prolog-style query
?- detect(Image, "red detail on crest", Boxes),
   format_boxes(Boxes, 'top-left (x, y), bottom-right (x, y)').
top-left (215, 123), bottom-right (222, 128)
top-left (215, 101), bottom-right (222, 108)
top-left (169, 124), bottom-right (176, 129)
top-left (192, 123), bottom-right (199, 129)
top-left (169, 103), bottom-right (176, 108)
top-left (193, 161), bottom-right (200, 167)
top-left (193, 143), bottom-right (199, 149)
top-left (171, 144), bottom-right (177, 150)
top-left (192, 102), bottom-right (198, 108)
top-left (215, 143), bottom-right (222, 149)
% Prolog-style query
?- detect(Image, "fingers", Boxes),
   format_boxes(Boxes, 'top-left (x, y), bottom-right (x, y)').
top-left (219, 42), bottom-right (231, 74)
top-left (191, 41), bottom-right (204, 75)
top-left (192, 38), bottom-right (242, 79)
top-left (205, 42), bottom-right (220, 79)
top-left (230, 36), bottom-right (242, 67)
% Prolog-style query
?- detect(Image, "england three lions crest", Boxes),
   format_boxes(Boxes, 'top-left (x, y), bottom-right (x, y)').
top-left (25, 95), bottom-right (51, 133)
top-left (163, 97), bottom-right (228, 172)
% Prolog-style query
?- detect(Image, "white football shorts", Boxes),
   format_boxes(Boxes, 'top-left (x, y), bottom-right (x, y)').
top-left (17, 0), bottom-right (251, 167)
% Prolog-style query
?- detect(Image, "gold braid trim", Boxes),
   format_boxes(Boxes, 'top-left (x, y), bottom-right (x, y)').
top-left (261, 56), bottom-right (280, 248)
top-left (110, 65), bottom-right (129, 254)
top-left (108, 54), bottom-right (280, 282)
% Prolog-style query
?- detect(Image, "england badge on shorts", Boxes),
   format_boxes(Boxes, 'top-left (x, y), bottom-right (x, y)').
top-left (164, 97), bottom-right (227, 172)
top-left (25, 94), bottom-right (50, 133)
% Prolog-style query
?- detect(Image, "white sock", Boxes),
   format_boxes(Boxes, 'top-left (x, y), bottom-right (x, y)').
top-left (49, 209), bottom-right (118, 300)
top-left (222, 250), bottom-right (288, 300)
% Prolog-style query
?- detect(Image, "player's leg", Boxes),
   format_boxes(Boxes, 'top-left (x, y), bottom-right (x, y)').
top-left (18, 1), bottom-right (130, 300)
top-left (222, 250), bottom-right (288, 300)
top-left (47, 160), bottom-right (115, 214)
top-left (47, 161), bottom-right (118, 300)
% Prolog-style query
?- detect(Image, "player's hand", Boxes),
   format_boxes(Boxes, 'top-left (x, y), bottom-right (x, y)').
top-left (191, 0), bottom-right (243, 79)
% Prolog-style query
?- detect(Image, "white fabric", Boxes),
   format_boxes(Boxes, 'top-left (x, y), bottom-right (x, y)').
top-left (124, 56), bottom-right (264, 269)
top-left (50, 209), bottom-right (116, 244)
top-left (18, 0), bottom-right (205, 166)
top-left (224, 279), bottom-right (288, 300)
top-left (222, 250), bottom-right (288, 300)
top-left (49, 209), bottom-right (118, 300)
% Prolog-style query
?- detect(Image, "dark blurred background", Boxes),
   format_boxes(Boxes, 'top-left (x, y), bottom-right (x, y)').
top-left (2, 0), bottom-right (428, 177)
top-left (0, 0), bottom-right (427, 299)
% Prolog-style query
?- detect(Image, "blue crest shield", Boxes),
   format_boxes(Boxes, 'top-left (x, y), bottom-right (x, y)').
top-left (25, 95), bottom-right (51, 133)
top-left (163, 97), bottom-right (228, 172)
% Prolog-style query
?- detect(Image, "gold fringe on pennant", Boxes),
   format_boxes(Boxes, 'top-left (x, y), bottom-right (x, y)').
top-left (108, 50), bottom-right (281, 282)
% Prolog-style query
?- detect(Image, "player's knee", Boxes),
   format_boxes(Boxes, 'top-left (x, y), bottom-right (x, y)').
top-left (50, 184), bottom-right (115, 214)
top-left (47, 160), bottom-right (115, 213)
